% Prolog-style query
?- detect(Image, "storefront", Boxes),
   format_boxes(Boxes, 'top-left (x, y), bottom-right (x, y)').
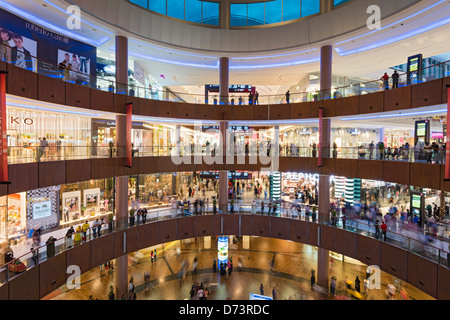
top-left (383, 129), bottom-right (414, 148)
top-left (59, 178), bottom-right (114, 226)
top-left (7, 107), bottom-right (91, 162)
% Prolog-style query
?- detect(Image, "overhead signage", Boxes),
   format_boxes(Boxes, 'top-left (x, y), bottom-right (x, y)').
top-left (206, 85), bottom-right (252, 93)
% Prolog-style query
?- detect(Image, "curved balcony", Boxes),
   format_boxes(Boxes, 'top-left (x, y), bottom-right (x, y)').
top-left (1, 45), bottom-right (449, 122)
top-left (0, 211), bottom-right (448, 300)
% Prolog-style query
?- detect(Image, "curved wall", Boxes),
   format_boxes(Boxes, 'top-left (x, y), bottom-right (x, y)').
top-left (0, 215), bottom-right (448, 300)
top-left (67, 0), bottom-right (420, 53)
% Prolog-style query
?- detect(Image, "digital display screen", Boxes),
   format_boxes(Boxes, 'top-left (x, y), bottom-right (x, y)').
top-left (409, 58), bottom-right (419, 72)
top-left (416, 122), bottom-right (427, 137)
top-left (412, 194), bottom-right (421, 209)
top-left (32, 200), bottom-right (52, 220)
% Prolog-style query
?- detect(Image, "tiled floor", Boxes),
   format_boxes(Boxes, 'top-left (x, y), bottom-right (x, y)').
top-left (43, 237), bottom-right (434, 301)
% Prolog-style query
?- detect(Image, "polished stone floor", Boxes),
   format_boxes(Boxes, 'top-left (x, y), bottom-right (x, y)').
top-left (43, 237), bottom-right (434, 301)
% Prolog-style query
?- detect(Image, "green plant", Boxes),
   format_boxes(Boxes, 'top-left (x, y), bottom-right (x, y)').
top-left (108, 213), bottom-right (114, 221)
top-left (81, 206), bottom-right (86, 212)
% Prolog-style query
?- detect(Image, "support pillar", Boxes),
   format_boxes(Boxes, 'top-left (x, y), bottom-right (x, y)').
top-left (114, 114), bottom-right (129, 299)
top-left (317, 45), bottom-right (333, 291)
top-left (219, 121), bottom-right (229, 213)
top-left (115, 35), bottom-right (128, 95)
top-left (320, 45), bottom-right (333, 100)
top-left (219, 57), bottom-right (229, 105)
top-left (219, 0), bottom-right (230, 29)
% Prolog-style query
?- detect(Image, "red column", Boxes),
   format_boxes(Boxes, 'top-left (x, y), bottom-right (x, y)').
top-left (0, 71), bottom-right (8, 182)
top-left (115, 35), bottom-right (128, 95)
top-left (219, 57), bottom-right (229, 105)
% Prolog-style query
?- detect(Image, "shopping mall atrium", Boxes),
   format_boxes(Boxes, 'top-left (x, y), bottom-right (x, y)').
top-left (0, 0), bottom-right (449, 305)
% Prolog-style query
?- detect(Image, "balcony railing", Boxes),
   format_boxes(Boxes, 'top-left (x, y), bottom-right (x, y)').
top-left (0, 204), bottom-right (448, 287)
top-left (1, 42), bottom-right (449, 105)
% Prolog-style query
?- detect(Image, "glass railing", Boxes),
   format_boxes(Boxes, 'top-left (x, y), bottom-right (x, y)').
top-left (1, 42), bottom-right (449, 105)
top-left (0, 203), bottom-right (448, 287)
top-left (6, 145), bottom-right (446, 165)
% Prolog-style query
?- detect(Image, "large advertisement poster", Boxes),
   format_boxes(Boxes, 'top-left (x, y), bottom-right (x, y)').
top-left (0, 8), bottom-right (96, 85)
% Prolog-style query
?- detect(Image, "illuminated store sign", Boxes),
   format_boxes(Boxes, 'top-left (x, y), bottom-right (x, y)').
top-left (32, 200), bottom-right (52, 220)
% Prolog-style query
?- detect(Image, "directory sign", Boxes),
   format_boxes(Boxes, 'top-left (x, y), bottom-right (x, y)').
top-left (414, 120), bottom-right (429, 145)
top-left (410, 192), bottom-right (424, 226)
top-left (407, 54), bottom-right (423, 85)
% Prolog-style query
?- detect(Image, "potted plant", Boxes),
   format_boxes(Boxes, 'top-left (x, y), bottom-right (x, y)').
top-left (129, 209), bottom-right (135, 227)
top-left (81, 205), bottom-right (86, 217)
top-left (108, 285), bottom-right (115, 300)
top-left (108, 213), bottom-right (114, 232)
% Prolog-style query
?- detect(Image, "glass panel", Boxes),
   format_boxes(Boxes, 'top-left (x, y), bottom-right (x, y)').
top-left (230, 4), bottom-right (248, 27)
top-left (334, 0), bottom-right (351, 6)
top-left (301, 0), bottom-right (320, 17)
top-left (283, 0), bottom-right (300, 21)
top-left (202, 1), bottom-right (219, 25)
top-left (149, 0), bottom-right (167, 15)
top-left (167, 0), bottom-right (185, 20)
top-left (248, 3), bottom-right (265, 26)
top-left (185, 0), bottom-right (202, 23)
top-left (130, 0), bottom-right (148, 9)
top-left (265, 0), bottom-right (282, 24)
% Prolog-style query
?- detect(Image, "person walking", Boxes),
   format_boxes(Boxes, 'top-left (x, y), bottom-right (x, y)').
top-left (374, 220), bottom-right (380, 239)
top-left (213, 258), bottom-right (217, 273)
top-left (381, 220), bottom-right (387, 241)
top-left (82, 220), bottom-right (90, 242)
top-left (330, 276), bottom-right (337, 296)
top-left (355, 276), bottom-right (361, 293)
top-left (261, 200), bottom-right (264, 214)
top-left (151, 250), bottom-right (154, 263)
top-left (285, 90), bottom-right (290, 104)
top-left (254, 91), bottom-right (259, 105)
top-left (92, 218), bottom-right (100, 238)
top-left (66, 226), bottom-right (75, 249)
top-left (272, 288), bottom-right (277, 300)
top-left (260, 283), bottom-right (264, 295)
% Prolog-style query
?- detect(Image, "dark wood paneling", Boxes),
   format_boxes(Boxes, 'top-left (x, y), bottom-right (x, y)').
top-left (212, 215), bottom-right (222, 235)
top-left (384, 86), bottom-right (412, 111)
top-left (8, 265), bottom-right (40, 300)
top-left (222, 214), bottom-right (240, 236)
top-left (334, 229), bottom-right (357, 259)
top-left (138, 157), bottom-right (159, 174)
top-left (290, 102), bottom-right (311, 119)
top-left (194, 215), bottom-right (213, 237)
top-left (320, 225), bottom-right (334, 251)
top-left (157, 219), bottom-right (177, 243)
top-left (442, 77), bottom-right (450, 104)
top-left (356, 235), bottom-right (381, 267)
top-left (38, 74), bottom-right (66, 105)
top-left (412, 78), bottom-right (443, 108)
top-left (380, 242), bottom-right (408, 282)
top-left (90, 233), bottom-right (114, 267)
top-left (177, 216), bottom-right (196, 240)
top-left (409, 163), bottom-right (440, 190)
top-left (321, 99), bottom-right (336, 118)
top-left (269, 104), bottom-right (290, 120)
top-left (307, 223), bottom-right (319, 246)
top-left (138, 223), bottom-right (158, 249)
top-left (66, 242), bottom-right (91, 274)
top-left (439, 165), bottom-right (450, 193)
top-left (269, 217), bottom-right (289, 240)
top-left (178, 103), bottom-right (196, 119)
top-left (335, 96), bottom-right (358, 116)
top-left (65, 82), bottom-right (91, 109)
top-left (438, 265), bottom-right (450, 300)
top-left (38, 161), bottom-right (65, 188)
top-left (39, 251), bottom-right (67, 299)
top-left (252, 215), bottom-right (270, 237)
top-left (9, 163), bottom-right (38, 194)
top-left (0, 60), bottom-right (6, 71)
top-left (126, 226), bottom-right (139, 254)
top-left (288, 220), bottom-right (309, 243)
top-left (90, 89), bottom-right (114, 112)
top-left (127, 96), bottom-right (140, 115)
top-left (138, 97), bottom-right (159, 117)
top-left (357, 160), bottom-right (382, 181)
top-left (158, 100), bottom-right (178, 118)
top-left (0, 283), bottom-right (8, 300)
top-left (113, 229), bottom-right (126, 259)
top-left (194, 104), bottom-right (213, 120)
top-left (113, 93), bottom-right (127, 114)
top-left (334, 159), bottom-right (358, 178)
top-left (407, 252), bottom-right (438, 298)
top-left (359, 91), bottom-right (384, 114)
top-left (320, 157), bottom-right (336, 176)
top-left (227, 106), bottom-right (253, 120)
top-left (240, 215), bottom-right (252, 236)
top-left (247, 105), bottom-right (266, 120)
top-left (65, 159), bottom-right (91, 183)
top-left (90, 158), bottom-right (115, 180)
top-left (6, 64), bottom-right (38, 100)
top-left (382, 161), bottom-right (410, 185)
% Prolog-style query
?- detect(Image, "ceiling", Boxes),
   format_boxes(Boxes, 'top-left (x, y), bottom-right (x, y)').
top-left (1, 0), bottom-right (450, 96)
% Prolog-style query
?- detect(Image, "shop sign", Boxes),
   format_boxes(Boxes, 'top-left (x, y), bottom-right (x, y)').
top-left (32, 200), bottom-right (52, 220)
top-left (10, 116), bottom-right (34, 125)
